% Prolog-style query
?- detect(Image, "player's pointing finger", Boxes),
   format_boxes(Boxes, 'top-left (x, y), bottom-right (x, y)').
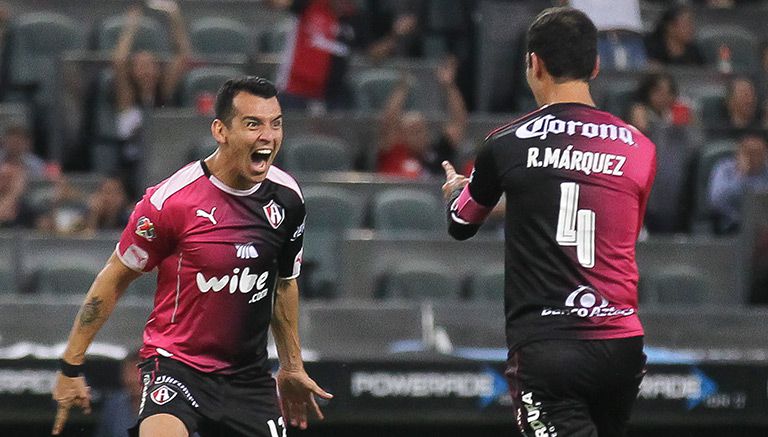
top-left (442, 161), bottom-right (457, 178)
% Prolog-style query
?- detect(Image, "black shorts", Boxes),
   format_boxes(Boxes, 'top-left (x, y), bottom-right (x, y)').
top-left (505, 337), bottom-right (646, 437)
top-left (129, 356), bottom-right (284, 437)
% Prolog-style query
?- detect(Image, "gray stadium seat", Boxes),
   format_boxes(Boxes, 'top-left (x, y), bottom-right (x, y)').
top-left (372, 188), bottom-right (444, 232)
top-left (258, 18), bottom-right (295, 54)
top-left (97, 15), bottom-right (169, 53)
top-left (0, 268), bottom-right (15, 294)
top-left (691, 141), bottom-right (736, 232)
top-left (125, 271), bottom-right (157, 297)
top-left (642, 266), bottom-right (714, 306)
top-left (36, 263), bottom-right (100, 295)
top-left (380, 262), bottom-right (461, 301)
top-left (8, 12), bottom-right (86, 89)
top-left (303, 186), bottom-right (365, 230)
top-left (282, 135), bottom-right (354, 172)
top-left (301, 186), bottom-right (364, 298)
top-left (350, 69), bottom-right (417, 111)
top-left (698, 25), bottom-right (759, 71)
top-left (179, 66), bottom-right (246, 107)
top-left (693, 85), bottom-right (727, 128)
top-left (600, 80), bottom-right (637, 118)
top-left (190, 17), bottom-right (252, 57)
top-left (467, 264), bottom-right (505, 301)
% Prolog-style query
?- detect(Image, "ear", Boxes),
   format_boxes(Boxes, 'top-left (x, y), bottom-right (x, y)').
top-left (590, 56), bottom-right (600, 80)
top-left (211, 119), bottom-right (227, 145)
top-left (530, 52), bottom-right (544, 79)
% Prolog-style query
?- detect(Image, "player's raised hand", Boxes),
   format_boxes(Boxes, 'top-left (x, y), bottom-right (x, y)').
top-left (442, 160), bottom-right (469, 201)
top-left (276, 368), bottom-right (333, 430)
top-left (51, 372), bottom-right (91, 435)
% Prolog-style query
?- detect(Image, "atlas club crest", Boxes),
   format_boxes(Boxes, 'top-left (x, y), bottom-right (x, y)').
top-left (263, 200), bottom-right (285, 229)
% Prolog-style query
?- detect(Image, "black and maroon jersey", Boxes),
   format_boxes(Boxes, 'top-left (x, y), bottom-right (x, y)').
top-left (448, 102), bottom-right (656, 352)
top-left (116, 161), bottom-right (305, 375)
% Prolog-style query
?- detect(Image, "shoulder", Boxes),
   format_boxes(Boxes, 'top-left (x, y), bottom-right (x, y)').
top-left (266, 165), bottom-right (304, 204)
top-left (147, 161), bottom-right (206, 211)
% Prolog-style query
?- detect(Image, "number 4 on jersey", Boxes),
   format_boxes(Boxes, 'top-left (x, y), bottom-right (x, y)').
top-left (555, 182), bottom-right (595, 268)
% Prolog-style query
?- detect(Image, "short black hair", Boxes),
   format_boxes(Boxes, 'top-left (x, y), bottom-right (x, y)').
top-left (635, 72), bottom-right (677, 105)
top-left (526, 7), bottom-right (597, 82)
top-left (215, 76), bottom-right (278, 125)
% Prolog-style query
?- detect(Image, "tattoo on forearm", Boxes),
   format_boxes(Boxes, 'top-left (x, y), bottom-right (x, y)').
top-left (79, 297), bottom-right (103, 326)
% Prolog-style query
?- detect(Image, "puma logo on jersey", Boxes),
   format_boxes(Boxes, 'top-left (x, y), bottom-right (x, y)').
top-left (196, 207), bottom-right (218, 225)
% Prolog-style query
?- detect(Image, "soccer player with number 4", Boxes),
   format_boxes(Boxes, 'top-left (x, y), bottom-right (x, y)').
top-left (442, 8), bottom-right (656, 437)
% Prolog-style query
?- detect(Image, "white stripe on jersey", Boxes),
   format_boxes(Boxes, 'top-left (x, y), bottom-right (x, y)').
top-left (150, 162), bottom-right (205, 210)
top-left (267, 166), bottom-right (304, 202)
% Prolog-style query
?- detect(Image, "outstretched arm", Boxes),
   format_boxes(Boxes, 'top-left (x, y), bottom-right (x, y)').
top-left (148, 0), bottom-right (191, 102)
top-left (112, 6), bottom-right (143, 112)
top-left (52, 253), bottom-right (142, 435)
top-left (438, 56), bottom-right (468, 147)
top-left (271, 278), bottom-right (333, 430)
top-left (378, 74), bottom-right (411, 151)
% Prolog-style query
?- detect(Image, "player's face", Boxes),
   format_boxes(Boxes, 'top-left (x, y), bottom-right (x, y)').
top-left (223, 92), bottom-right (283, 185)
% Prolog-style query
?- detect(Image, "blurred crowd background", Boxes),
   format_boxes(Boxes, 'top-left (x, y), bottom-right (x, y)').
top-left (0, 0), bottom-right (767, 301)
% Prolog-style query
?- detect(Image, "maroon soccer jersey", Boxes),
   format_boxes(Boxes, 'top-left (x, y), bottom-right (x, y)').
top-left (116, 161), bottom-right (305, 374)
top-left (450, 103), bottom-right (656, 351)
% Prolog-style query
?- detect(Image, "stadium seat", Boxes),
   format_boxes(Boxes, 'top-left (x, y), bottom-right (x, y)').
top-left (0, 267), bottom-right (15, 294)
top-left (35, 263), bottom-right (100, 295)
top-left (281, 135), bottom-right (354, 172)
top-left (600, 80), bottom-right (637, 118)
top-left (371, 188), bottom-right (444, 232)
top-left (303, 186), bottom-right (365, 231)
top-left (125, 271), bottom-right (157, 297)
top-left (692, 85), bottom-right (728, 128)
top-left (642, 266), bottom-right (714, 306)
top-left (300, 187), bottom-right (364, 298)
top-left (698, 25), bottom-right (759, 71)
top-left (190, 17), bottom-right (252, 58)
top-left (96, 15), bottom-right (169, 53)
top-left (467, 264), bottom-right (505, 301)
top-left (258, 18), bottom-right (295, 54)
top-left (379, 261), bottom-right (462, 301)
top-left (179, 66), bottom-right (246, 107)
top-left (691, 141), bottom-right (736, 232)
top-left (7, 12), bottom-right (86, 89)
top-left (350, 69), bottom-right (417, 111)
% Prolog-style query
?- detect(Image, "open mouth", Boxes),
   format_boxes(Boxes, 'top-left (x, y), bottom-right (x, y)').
top-left (250, 149), bottom-right (272, 173)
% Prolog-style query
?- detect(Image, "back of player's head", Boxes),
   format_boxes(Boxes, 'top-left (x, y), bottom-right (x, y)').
top-left (526, 7), bottom-right (597, 82)
top-left (215, 76), bottom-right (278, 126)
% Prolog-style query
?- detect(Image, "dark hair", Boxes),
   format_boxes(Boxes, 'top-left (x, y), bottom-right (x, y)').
top-left (634, 72), bottom-right (677, 105)
top-left (652, 5), bottom-right (690, 40)
top-left (215, 76), bottom-right (278, 125)
top-left (526, 7), bottom-right (597, 82)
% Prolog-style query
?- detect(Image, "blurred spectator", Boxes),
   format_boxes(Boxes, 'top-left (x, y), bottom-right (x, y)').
top-left (627, 72), bottom-right (678, 134)
top-left (377, 57), bottom-right (467, 179)
top-left (645, 5), bottom-right (705, 67)
top-left (93, 351), bottom-right (141, 437)
top-left (111, 1), bottom-right (190, 192)
top-left (0, 124), bottom-right (46, 180)
top-left (268, 0), bottom-right (417, 111)
top-left (629, 73), bottom-right (696, 234)
top-left (0, 162), bottom-right (31, 228)
top-left (85, 177), bottom-right (131, 233)
top-left (33, 176), bottom-right (87, 235)
top-left (723, 76), bottom-right (761, 134)
top-left (709, 133), bottom-right (768, 234)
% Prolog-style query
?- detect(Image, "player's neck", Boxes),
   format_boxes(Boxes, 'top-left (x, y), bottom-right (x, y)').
top-left (536, 81), bottom-right (596, 108)
top-left (204, 153), bottom-right (262, 191)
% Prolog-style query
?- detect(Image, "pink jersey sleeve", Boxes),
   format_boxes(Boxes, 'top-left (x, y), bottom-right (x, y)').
top-left (116, 193), bottom-right (178, 272)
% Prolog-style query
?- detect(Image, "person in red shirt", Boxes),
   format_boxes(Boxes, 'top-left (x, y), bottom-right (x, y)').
top-left (269, 0), bottom-right (417, 111)
top-left (377, 56), bottom-right (467, 179)
top-left (51, 77), bottom-right (331, 437)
